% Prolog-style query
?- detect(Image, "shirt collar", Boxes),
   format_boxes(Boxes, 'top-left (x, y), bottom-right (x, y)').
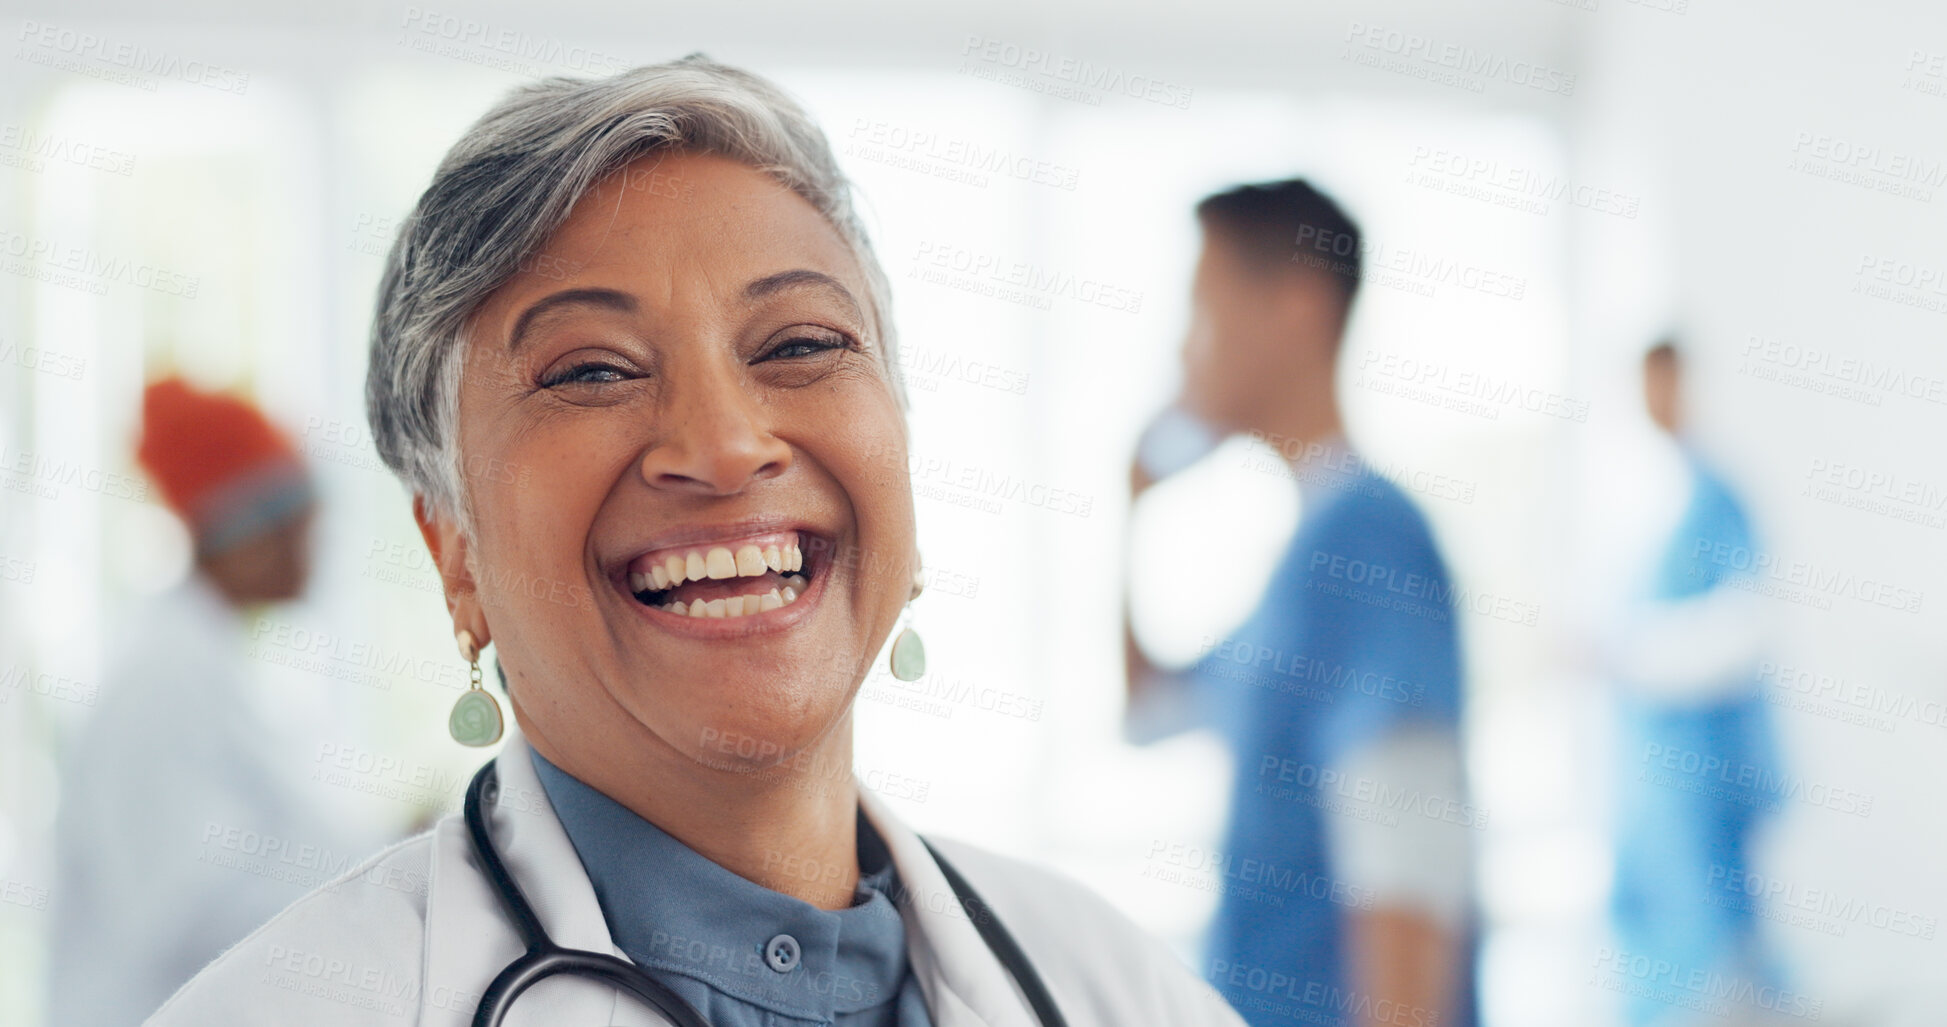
top-left (528, 748), bottom-right (910, 1020)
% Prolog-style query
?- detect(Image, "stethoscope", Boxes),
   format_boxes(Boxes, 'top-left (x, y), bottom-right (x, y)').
top-left (463, 760), bottom-right (1069, 1027)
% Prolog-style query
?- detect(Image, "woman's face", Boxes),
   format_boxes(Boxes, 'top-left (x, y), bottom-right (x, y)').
top-left (435, 150), bottom-right (914, 775)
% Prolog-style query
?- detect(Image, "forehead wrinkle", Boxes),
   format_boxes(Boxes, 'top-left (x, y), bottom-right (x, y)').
top-left (560, 170), bottom-right (652, 272)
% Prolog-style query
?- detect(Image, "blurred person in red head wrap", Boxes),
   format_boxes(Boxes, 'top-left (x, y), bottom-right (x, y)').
top-left (47, 377), bottom-right (346, 1027)
top-left (135, 376), bottom-right (318, 603)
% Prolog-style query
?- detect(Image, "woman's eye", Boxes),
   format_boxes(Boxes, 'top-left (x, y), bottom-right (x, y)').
top-left (542, 361), bottom-right (634, 387)
top-left (764, 334), bottom-right (848, 361)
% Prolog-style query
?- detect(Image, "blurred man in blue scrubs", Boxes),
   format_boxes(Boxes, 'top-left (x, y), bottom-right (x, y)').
top-left (1603, 341), bottom-right (1782, 1027)
top-left (1123, 180), bottom-right (1475, 1027)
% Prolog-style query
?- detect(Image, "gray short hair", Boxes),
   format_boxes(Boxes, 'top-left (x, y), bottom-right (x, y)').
top-left (366, 55), bottom-right (901, 524)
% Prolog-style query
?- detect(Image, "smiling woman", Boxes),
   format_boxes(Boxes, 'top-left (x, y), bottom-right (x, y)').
top-left (145, 56), bottom-right (1244, 1027)
top-left (429, 148), bottom-right (917, 825)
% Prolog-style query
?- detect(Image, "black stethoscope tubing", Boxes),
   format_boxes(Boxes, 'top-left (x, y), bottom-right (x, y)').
top-left (463, 760), bottom-right (1068, 1027)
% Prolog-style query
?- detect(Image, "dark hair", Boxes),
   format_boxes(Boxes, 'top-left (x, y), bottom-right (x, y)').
top-left (1196, 178), bottom-right (1362, 306)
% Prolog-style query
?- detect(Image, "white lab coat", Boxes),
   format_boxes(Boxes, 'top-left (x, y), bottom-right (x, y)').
top-left (145, 722), bottom-right (1246, 1026)
top-left (50, 576), bottom-right (360, 1027)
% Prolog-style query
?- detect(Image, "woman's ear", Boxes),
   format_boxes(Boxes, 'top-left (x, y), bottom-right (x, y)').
top-left (413, 495), bottom-right (489, 645)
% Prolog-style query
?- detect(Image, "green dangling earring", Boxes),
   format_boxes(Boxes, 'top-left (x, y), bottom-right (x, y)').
top-left (449, 628), bottom-right (505, 747)
top-left (889, 567), bottom-right (927, 682)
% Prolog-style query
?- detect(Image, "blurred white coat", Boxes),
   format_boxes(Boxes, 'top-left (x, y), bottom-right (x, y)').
top-left (49, 576), bottom-right (350, 1025)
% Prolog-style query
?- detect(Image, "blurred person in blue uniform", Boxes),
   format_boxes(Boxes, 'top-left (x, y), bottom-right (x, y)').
top-left (1601, 341), bottom-right (1783, 1027)
top-left (1123, 180), bottom-right (1476, 1027)
top-left (47, 377), bottom-right (338, 1026)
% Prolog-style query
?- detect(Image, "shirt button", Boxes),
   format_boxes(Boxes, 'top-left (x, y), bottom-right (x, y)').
top-left (764, 933), bottom-right (801, 973)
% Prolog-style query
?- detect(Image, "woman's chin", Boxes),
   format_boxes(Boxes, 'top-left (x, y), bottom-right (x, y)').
top-left (686, 731), bottom-right (847, 778)
top-left (652, 696), bottom-right (854, 776)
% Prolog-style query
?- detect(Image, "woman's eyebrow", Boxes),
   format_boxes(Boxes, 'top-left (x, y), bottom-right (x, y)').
top-left (743, 269), bottom-right (863, 321)
top-left (508, 288), bottom-right (637, 351)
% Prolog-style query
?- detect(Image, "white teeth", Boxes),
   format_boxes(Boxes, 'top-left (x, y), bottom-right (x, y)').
top-left (654, 584), bottom-right (801, 618)
top-left (636, 535), bottom-right (814, 615)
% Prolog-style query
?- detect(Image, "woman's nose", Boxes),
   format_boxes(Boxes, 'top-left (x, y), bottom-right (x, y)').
top-left (638, 377), bottom-right (793, 495)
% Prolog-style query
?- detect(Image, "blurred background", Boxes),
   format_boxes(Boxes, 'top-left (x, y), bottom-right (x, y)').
top-left (2, 0), bottom-right (1943, 1024)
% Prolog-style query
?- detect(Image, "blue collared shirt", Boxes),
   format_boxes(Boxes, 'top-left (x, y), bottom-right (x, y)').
top-left (530, 750), bottom-right (934, 1026)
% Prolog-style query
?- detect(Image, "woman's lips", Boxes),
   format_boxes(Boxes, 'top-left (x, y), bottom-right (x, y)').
top-left (614, 528), bottom-right (827, 632)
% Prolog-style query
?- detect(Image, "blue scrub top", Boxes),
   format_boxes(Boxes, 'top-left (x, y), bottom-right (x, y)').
top-left (1650, 452), bottom-right (1756, 601)
top-left (1183, 456), bottom-right (1472, 1026)
top-left (1610, 450), bottom-right (1781, 1025)
top-left (531, 750), bottom-right (934, 1026)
